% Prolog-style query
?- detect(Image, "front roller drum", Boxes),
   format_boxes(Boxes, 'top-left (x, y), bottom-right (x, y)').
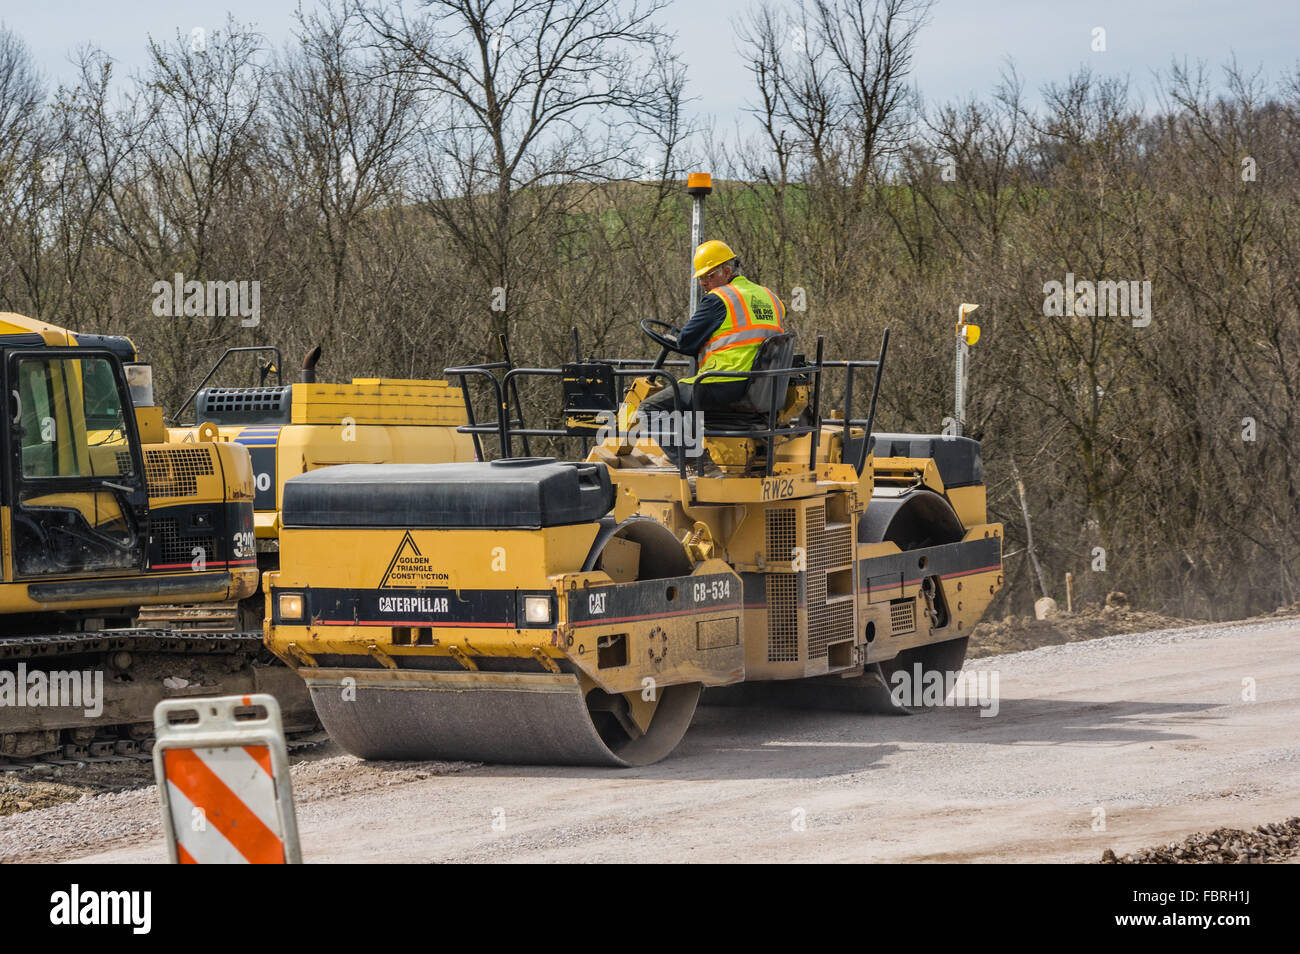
top-left (305, 668), bottom-right (700, 767)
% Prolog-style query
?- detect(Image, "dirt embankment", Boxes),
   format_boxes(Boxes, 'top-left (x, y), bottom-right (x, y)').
top-left (0, 778), bottom-right (87, 816)
top-left (968, 592), bottom-right (1299, 659)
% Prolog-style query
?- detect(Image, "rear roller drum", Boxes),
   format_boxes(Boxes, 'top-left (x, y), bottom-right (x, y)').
top-left (867, 635), bottom-right (970, 713)
top-left (702, 636), bottom-right (969, 714)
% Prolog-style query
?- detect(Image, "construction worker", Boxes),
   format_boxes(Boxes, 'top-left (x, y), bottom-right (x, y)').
top-left (640, 240), bottom-right (787, 462)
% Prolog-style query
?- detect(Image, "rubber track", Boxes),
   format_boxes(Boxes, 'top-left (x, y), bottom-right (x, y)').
top-left (0, 629), bottom-right (264, 660)
top-left (0, 630), bottom-right (298, 765)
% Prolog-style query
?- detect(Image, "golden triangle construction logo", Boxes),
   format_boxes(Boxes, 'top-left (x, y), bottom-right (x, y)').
top-left (379, 531), bottom-right (451, 588)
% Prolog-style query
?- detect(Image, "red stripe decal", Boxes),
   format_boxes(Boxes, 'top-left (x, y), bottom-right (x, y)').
top-left (859, 564), bottom-right (1001, 593)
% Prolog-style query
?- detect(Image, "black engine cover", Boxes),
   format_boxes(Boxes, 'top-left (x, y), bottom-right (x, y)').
top-left (281, 458), bottom-right (614, 529)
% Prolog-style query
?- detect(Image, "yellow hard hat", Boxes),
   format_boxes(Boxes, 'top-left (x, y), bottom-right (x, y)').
top-left (693, 240), bottom-right (736, 278)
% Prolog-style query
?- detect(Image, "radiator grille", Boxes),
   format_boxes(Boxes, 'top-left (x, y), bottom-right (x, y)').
top-left (154, 517), bottom-right (215, 567)
top-left (806, 503), bottom-right (856, 659)
top-left (765, 507), bottom-right (797, 564)
top-left (890, 598), bottom-right (917, 635)
top-left (766, 575), bottom-right (799, 662)
top-left (143, 447), bottom-right (215, 498)
top-left (200, 386), bottom-right (291, 414)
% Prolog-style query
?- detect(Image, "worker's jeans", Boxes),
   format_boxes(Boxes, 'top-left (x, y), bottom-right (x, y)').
top-left (638, 378), bottom-right (747, 466)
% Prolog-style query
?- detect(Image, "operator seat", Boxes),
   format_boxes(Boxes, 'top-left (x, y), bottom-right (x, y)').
top-left (700, 332), bottom-right (798, 432)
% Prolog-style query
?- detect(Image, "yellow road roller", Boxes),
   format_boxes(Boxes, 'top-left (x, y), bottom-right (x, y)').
top-left (264, 323), bottom-right (1004, 766)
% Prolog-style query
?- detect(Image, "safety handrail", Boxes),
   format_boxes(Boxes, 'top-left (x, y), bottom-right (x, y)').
top-left (446, 327), bottom-right (888, 478)
top-left (443, 365), bottom-right (509, 460)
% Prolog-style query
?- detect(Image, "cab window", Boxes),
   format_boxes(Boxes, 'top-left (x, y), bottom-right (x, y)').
top-left (16, 356), bottom-right (133, 479)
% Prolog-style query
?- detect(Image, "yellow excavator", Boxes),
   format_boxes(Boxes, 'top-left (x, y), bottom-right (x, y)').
top-left (0, 318), bottom-right (481, 762)
top-left (0, 314), bottom-right (310, 760)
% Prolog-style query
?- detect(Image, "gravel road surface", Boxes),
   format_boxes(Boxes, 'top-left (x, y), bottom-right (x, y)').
top-left (3, 616), bottom-right (1296, 863)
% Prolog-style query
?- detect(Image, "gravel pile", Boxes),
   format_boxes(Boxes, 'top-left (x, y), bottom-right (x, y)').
top-left (290, 753), bottom-right (475, 803)
top-left (0, 787), bottom-right (158, 862)
top-left (1101, 817), bottom-right (1300, 864)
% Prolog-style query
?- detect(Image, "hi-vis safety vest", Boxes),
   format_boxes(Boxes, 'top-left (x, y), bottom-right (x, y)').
top-left (686, 276), bottom-right (786, 384)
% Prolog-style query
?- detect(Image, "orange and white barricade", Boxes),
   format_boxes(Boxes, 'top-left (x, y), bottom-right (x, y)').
top-left (153, 694), bottom-right (302, 864)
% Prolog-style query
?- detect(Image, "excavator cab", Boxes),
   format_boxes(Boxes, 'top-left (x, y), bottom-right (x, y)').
top-left (0, 313), bottom-right (260, 623)
top-left (0, 315), bottom-right (285, 762)
top-left (4, 347), bottom-right (149, 577)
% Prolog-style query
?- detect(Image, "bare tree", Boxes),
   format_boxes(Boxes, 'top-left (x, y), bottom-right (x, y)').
top-left (356, 0), bottom-right (686, 347)
top-left (140, 19), bottom-right (267, 280)
top-left (728, 0), bottom-right (931, 296)
top-left (270, 2), bottom-right (419, 328)
top-left (0, 25), bottom-right (47, 312)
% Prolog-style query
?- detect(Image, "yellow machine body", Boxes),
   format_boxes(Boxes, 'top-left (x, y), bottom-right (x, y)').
top-left (265, 352), bottom-right (1004, 766)
top-left (268, 459), bottom-right (1001, 682)
top-left (0, 313), bottom-right (258, 615)
top-left (169, 377), bottom-right (475, 540)
top-left (0, 438), bottom-right (258, 614)
top-left (0, 313), bottom-right (272, 758)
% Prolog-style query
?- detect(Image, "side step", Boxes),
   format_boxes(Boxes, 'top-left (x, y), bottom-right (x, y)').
top-left (136, 600), bottom-right (239, 632)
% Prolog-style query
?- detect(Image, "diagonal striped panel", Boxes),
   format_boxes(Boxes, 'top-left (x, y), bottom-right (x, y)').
top-left (162, 746), bottom-right (285, 864)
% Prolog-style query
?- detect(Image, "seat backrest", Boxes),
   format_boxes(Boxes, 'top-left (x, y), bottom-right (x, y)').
top-left (735, 332), bottom-right (797, 422)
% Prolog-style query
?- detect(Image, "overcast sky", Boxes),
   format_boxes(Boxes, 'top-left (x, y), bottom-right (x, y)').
top-left (3, 0), bottom-right (1296, 130)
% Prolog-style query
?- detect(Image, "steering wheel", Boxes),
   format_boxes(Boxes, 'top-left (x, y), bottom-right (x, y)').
top-left (640, 318), bottom-right (683, 352)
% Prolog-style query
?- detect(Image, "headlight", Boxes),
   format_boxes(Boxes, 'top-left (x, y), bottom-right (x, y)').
top-left (278, 592), bottom-right (304, 620)
top-left (524, 596), bottom-right (552, 624)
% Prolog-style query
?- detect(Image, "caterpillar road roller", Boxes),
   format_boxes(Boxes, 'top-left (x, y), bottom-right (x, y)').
top-left (0, 314), bottom-right (311, 761)
top-left (265, 319), bottom-right (1005, 766)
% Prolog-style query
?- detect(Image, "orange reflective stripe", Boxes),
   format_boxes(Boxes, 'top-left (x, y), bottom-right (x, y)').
top-left (764, 288), bottom-right (785, 326)
top-left (714, 283), bottom-right (752, 328)
top-left (702, 326), bottom-right (783, 361)
top-left (162, 748), bottom-right (284, 864)
top-left (246, 745), bottom-right (273, 776)
top-left (703, 337), bottom-right (769, 362)
top-left (711, 332), bottom-right (779, 353)
top-left (709, 287), bottom-right (740, 330)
